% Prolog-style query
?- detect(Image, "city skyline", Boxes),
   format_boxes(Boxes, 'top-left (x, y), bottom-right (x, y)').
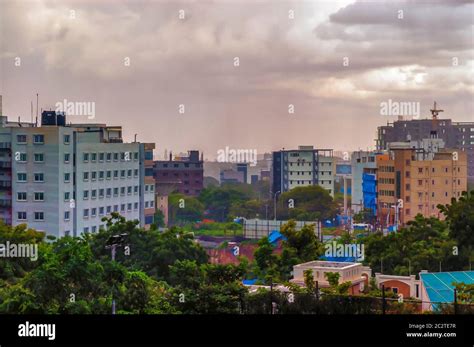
top-left (1, 0), bottom-right (473, 160)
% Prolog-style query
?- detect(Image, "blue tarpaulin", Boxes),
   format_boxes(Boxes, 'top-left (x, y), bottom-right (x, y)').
top-left (242, 279), bottom-right (257, 285)
top-left (362, 173), bottom-right (377, 216)
top-left (268, 230), bottom-right (287, 245)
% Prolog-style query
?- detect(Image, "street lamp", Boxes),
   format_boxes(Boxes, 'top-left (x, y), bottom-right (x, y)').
top-left (273, 191), bottom-right (281, 221)
top-left (105, 233), bottom-right (128, 315)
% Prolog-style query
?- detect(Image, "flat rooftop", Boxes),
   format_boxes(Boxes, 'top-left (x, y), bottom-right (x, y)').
top-left (295, 260), bottom-right (360, 270)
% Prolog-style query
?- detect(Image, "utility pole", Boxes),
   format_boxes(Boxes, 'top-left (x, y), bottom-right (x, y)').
top-left (381, 284), bottom-right (386, 315)
top-left (105, 233), bottom-right (128, 315)
top-left (453, 288), bottom-right (458, 315)
top-left (273, 191), bottom-right (280, 221)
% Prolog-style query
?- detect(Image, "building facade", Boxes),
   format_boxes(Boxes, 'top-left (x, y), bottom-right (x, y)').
top-left (271, 146), bottom-right (335, 195)
top-left (376, 116), bottom-right (474, 182)
top-left (0, 110), bottom-right (155, 237)
top-left (351, 151), bottom-right (378, 213)
top-left (153, 150), bottom-right (203, 196)
top-left (376, 143), bottom-right (467, 228)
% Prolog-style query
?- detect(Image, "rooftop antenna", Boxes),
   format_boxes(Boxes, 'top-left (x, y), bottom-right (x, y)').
top-left (30, 101), bottom-right (33, 123)
top-left (430, 101), bottom-right (444, 119)
top-left (430, 101), bottom-right (443, 138)
top-left (36, 93), bottom-right (39, 127)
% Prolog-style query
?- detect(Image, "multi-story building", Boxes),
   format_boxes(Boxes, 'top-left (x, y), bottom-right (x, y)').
top-left (153, 150), bottom-right (203, 196)
top-left (351, 151), bottom-right (378, 213)
top-left (376, 108), bottom-right (474, 182)
top-left (0, 109), bottom-right (156, 237)
top-left (376, 142), bottom-right (467, 228)
top-left (140, 142), bottom-right (156, 229)
top-left (271, 146), bottom-right (335, 195)
top-left (220, 168), bottom-right (245, 184)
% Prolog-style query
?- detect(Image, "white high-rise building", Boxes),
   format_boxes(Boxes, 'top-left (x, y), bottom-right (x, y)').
top-left (1, 110), bottom-right (156, 237)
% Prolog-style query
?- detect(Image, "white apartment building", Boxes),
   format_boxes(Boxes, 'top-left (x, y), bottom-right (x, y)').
top-left (3, 110), bottom-right (155, 237)
top-left (271, 146), bottom-right (335, 196)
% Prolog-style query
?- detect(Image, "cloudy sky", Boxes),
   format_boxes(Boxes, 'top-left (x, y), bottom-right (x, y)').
top-left (1, 0), bottom-right (473, 159)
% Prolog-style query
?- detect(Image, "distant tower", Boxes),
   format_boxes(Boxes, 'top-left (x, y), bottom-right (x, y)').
top-left (430, 101), bottom-right (444, 138)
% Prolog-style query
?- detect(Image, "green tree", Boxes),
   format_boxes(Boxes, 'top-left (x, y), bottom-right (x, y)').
top-left (169, 193), bottom-right (204, 225)
top-left (278, 186), bottom-right (337, 221)
top-left (438, 190), bottom-right (474, 268)
top-left (303, 269), bottom-right (315, 294)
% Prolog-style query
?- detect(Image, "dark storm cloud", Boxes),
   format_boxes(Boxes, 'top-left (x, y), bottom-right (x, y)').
top-left (0, 0), bottom-right (472, 158)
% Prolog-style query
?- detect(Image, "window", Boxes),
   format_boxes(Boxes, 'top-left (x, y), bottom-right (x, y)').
top-left (134, 169), bottom-right (139, 177)
top-left (99, 189), bottom-right (104, 198)
top-left (64, 173), bottom-right (70, 182)
top-left (17, 134), bottom-right (27, 144)
top-left (121, 170), bottom-right (126, 178)
top-left (114, 205), bottom-right (119, 212)
top-left (120, 187), bottom-right (125, 196)
top-left (91, 171), bottom-right (97, 180)
top-left (83, 209), bottom-right (89, 218)
top-left (33, 134), bottom-right (44, 144)
top-left (17, 211), bottom-right (27, 220)
top-left (134, 152), bottom-right (139, 160)
top-left (107, 171), bottom-right (112, 180)
top-left (34, 192), bottom-right (44, 201)
top-left (121, 204), bottom-right (125, 212)
top-left (112, 188), bottom-right (117, 196)
top-left (18, 153), bottom-right (27, 162)
top-left (114, 153), bottom-right (119, 161)
top-left (99, 171), bottom-right (104, 180)
top-left (83, 153), bottom-right (89, 162)
top-left (64, 153), bottom-right (70, 163)
top-left (134, 186), bottom-right (139, 194)
top-left (113, 170), bottom-right (118, 179)
top-left (108, 188), bottom-right (113, 197)
top-left (91, 189), bottom-right (97, 199)
top-left (106, 153), bottom-right (112, 161)
top-left (17, 173), bottom-right (27, 182)
top-left (99, 152), bottom-right (105, 161)
top-left (149, 200), bottom-right (154, 208)
top-left (106, 206), bottom-right (112, 214)
top-left (127, 203), bottom-right (132, 211)
top-left (127, 169), bottom-right (132, 178)
top-left (34, 173), bottom-right (44, 182)
top-left (91, 153), bottom-right (97, 162)
top-left (34, 153), bottom-right (44, 162)
top-left (83, 190), bottom-right (89, 200)
top-left (92, 226), bottom-right (97, 233)
top-left (64, 211), bottom-right (70, 220)
top-left (120, 152), bottom-right (125, 161)
top-left (34, 212), bottom-right (44, 221)
top-left (64, 135), bottom-right (70, 144)
top-left (99, 207), bottom-right (105, 216)
top-left (134, 202), bottom-right (139, 210)
top-left (145, 201), bottom-right (149, 208)
top-left (83, 172), bottom-right (89, 181)
top-left (83, 227), bottom-right (89, 234)
top-left (127, 186), bottom-right (132, 195)
top-left (17, 192), bottom-right (27, 201)
top-left (91, 208), bottom-right (97, 217)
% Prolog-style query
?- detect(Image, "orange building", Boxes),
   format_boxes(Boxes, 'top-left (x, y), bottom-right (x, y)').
top-left (376, 144), bottom-right (467, 227)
